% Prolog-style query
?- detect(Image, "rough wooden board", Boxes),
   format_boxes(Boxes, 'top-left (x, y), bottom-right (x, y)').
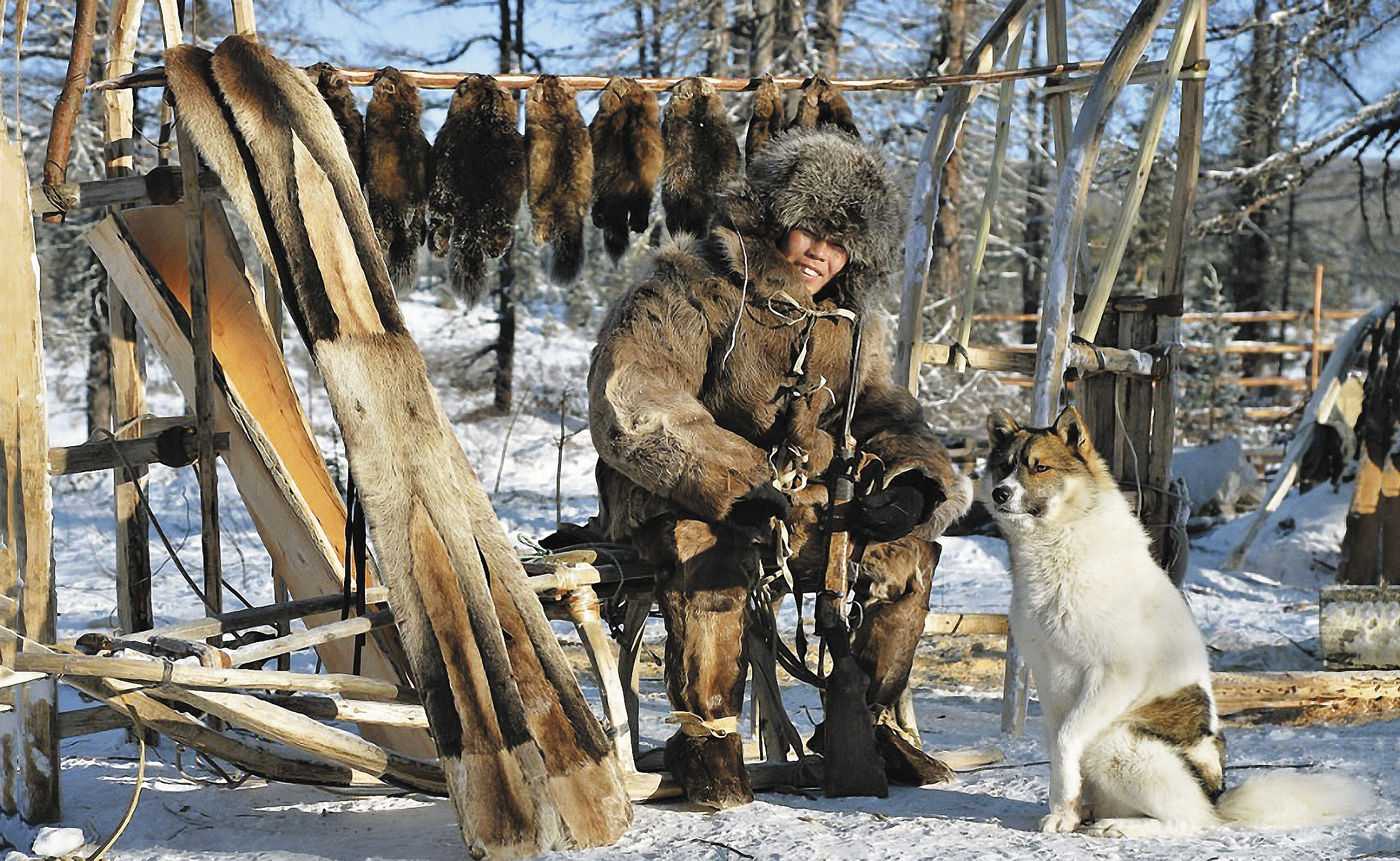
top-left (87, 209), bottom-right (432, 759)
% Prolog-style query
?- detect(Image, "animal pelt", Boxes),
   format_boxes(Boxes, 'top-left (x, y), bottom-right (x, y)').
top-left (744, 74), bottom-right (786, 165)
top-left (428, 74), bottom-right (526, 304)
top-left (310, 62), bottom-right (364, 181)
top-left (165, 36), bottom-right (633, 855)
top-left (787, 75), bottom-right (859, 138)
top-left (589, 76), bottom-right (663, 260)
top-left (985, 407), bottom-right (1375, 837)
top-left (525, 75), bottom-right (592, 285)
top-left (365, 66), bottom-right (432, 292)
top-left (659, 76), bottom-right (739, 239)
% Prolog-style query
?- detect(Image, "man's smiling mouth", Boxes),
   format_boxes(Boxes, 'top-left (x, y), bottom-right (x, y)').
top-left (799, 264), bottom-right (822, 279)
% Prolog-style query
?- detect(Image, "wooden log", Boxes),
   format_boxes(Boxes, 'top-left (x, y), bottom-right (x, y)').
top-left (1311, 264), bottom-right (1325, 389)
top-left (1040, 57), bottom-right (1209, 95)
top-left (1320, 587), bottom-right (1400, 669)
top-left (57, 705), bottom-right (132, 738)
top-left (1225, 302), bottom-right (1395, 570)
top-left (113, 586), bottom-right (390, 646)
top-left (88, 211), bottom-right (431, 758)
top-left (48, 429), bottom-right (229, 475)
top-left (257, 694), bottom-right (430, 729)
top-left (0, 124), bottom-right (60, 822)
top-left (104, 0), bottom-right (156, 638)
top-left (91, 55), bottom-right (1192, 95)
top-left (563, 588), bottom-right (635, 772)
top-left (220, 610), bottom-right (395, 668)
top-left (14, 653), bottom-right (411, 701)
top-left (30, 168), bottom-right (219, 217)
top-left (176, 126), bottom-right (224, 623)
top-left (1212, 670), bottom-right (1400, 715)
top-left (38, 0), bottom-right (98, 223)
top-left (922, 341), bottom-right (1156, 377)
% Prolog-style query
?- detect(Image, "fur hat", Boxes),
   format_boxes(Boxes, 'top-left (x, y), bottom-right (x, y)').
top-left (719, 127), bottom-right (903, 310)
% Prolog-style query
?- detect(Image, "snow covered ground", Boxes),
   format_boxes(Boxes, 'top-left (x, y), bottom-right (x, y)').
top-left (7, 291), bottom-right (1397, 859)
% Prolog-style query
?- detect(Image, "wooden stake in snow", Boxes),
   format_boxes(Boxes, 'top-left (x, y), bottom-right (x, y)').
top-left (164, 36), bottom-right (631, 855)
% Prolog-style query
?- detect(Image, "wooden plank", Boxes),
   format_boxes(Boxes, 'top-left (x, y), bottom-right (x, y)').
top-left (921, 341), bottom-right (1156, 376)
top-left (953, 26), bottom-right (1025, 372)
top-left (1212, 670), bottom-right (1400, 715)
top-left (1159, 0), bottom-right (1207, 306)
top-left (1311, 264), bottom-right (1325, 389)
top-left (1077, 0), bottom-right (1202, 342)
top-left (48, 430), bottom-right (228, 475)
top-left (87, 211), bottom-right (433, 758)
top-left (563, 588), bottom-right (635, 772)
top-left (923, 612), bottom-right (1007, 636)
top-left (105, 0), bottom-right (155, 638)
top-left (257, 694), bottom-right (430, 729)
top-left (231, 0), bottom-right (257, 35)
top-left (30, 169), bottom-right (219, 217)
top-left (57, 705), bottom-right (131, 738)
top-left (111, 586), bottom-right (390, 647)
top-left (0, 125), bottom-right (60, 822)
top-left (220, 610), bottom-right (394, 668)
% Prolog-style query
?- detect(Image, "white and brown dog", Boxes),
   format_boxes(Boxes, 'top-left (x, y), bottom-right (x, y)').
top-left (985, 406), bottom-right (1374, 837)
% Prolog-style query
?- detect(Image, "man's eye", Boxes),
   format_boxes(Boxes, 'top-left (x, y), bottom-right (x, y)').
top-left (1031, 463), bottom-right (1050, 474)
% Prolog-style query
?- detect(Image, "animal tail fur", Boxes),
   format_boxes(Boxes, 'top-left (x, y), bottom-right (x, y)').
top-left (1215, 771), bottom-right (1376, 829)
top-left (549, 226), bottom-right (584, 284)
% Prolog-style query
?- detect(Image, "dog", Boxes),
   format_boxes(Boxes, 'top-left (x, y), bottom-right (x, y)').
top-left (985, 405), bottom-right (1375, 837)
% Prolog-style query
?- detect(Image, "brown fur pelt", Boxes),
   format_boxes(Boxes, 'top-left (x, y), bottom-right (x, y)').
top-left (526, 75), bottom-right (592, 285)
top-left (429, 73), bottom-right (526, 304)
top-left (788, 75), bottom-right (859, 138)
top-left (365, 67), bottom-right (431, 292)
top-left (659, 77), bottom-right (740, 239)
top-left (744, 75), bottom-right (786, 165)
top-left (589, 76), bottom-right (663, 260)
top-left (310, 62), bottom-right (364, 181)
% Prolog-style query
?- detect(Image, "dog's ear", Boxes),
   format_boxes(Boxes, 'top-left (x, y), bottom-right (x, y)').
top-left (987, 408), bottom-right (1020, 445)
top-left (1053, 405), bottom-right (1092, 455)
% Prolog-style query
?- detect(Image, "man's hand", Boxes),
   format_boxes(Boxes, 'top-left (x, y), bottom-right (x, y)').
top-left (852, 476), bottom-right (941, 543)
top-left (728, 482), bottom-right (791, 527)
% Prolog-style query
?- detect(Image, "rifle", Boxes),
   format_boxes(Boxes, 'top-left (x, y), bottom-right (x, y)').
top-left (817, 315), bottom-right (889, 798)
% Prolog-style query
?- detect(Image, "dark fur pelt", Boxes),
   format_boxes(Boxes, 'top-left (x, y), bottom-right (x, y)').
top-left (526, 75), bottom-right (592, 285)
top-left (744, 75), bottom-right (786, 165)
top-left (310, 62), bottom-right (364, 181)
top-left (589, 77), bottom-right (663, 260)
top-left (660, 77), bottom-right (739, 239)
top-left (365, 67), bottom-right (431, 291)
top-left (787, 75), bottom-right (859, 138)
top-left (429, 74), bottom-right (526, 304)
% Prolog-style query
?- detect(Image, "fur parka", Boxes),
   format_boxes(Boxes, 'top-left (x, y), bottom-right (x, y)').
top-left (588, 129), bottom-right (971, 550)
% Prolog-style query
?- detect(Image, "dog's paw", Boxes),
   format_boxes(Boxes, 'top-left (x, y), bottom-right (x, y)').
top-left (1039, 807), bottom-right (1082, 834)
top-left (1078, 820), bottom-right (1126, 839)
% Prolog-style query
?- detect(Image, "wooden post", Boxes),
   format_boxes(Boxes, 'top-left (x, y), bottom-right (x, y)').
top-left (1311, 264), bottom-right (1325, 390)
top-left (616, 599), bottom-right (649, 763)
top-left (176, 127), bottom-right (223, 621)
top-left (564, 588), bottom-right (636, 773)
top-left (0, 129), bottom-right (61, 822)
top-left (105, 0), bottom-right (155, 635)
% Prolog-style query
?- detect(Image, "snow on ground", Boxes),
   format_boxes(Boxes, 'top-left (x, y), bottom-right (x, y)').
top-left (9, 291), bottom-right (1398, 860)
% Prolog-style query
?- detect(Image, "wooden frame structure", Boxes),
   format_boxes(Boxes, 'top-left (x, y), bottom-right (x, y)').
top-left (894, 0), bottom-right (1208, 734)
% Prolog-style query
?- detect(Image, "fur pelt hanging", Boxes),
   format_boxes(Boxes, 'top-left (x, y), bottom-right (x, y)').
top-left (525, 75), bottom-right (592, 285)
top-left (744, 74), bottom-right (786, 165)
top-left (659, 76), bottom-right (740, 239)
top-left (428, 74), bottom-right (525, 303)
top-left (589, 76), bottom-right (663, 261)
top-left (364, 66), bottom-right (431, 291)
top-left (310, 62), bottom-right (364, 181)
top-left (165, 36), bottom-right (633, 856)
top-left (788, 75), bottom-right (860, 138)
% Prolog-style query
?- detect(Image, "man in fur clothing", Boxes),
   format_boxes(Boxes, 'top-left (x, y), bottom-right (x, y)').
top-left (587, 129), bottom-right (973, 808)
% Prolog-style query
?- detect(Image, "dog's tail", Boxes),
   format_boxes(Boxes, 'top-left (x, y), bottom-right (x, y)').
top-left (1216, 771), bottom-right (1375, 828)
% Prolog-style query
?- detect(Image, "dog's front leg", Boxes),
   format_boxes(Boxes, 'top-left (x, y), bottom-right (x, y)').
top-left (1040, 670), bottom-right (1137, 834)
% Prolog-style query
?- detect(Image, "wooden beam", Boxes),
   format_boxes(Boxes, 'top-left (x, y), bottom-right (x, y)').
top-left (1212, 670), bottom-right (1400, 715)
top-left (30, 168), bottom-right (220, 218)
top-left (109, 586), bottom-right (390, 646)
top-left (0, 121), bottom-right (60, 823)
top-left (1039, 57), bottom-right (1208, 95)
top-left (256, 694), bottom-right (430, 729)
top-left (921, 341), bottom-right (1157, 377)
top-left (220, 610), bottom-right (394, 667)
top-left (924, 612), bottom-right (1008, 637)
top-left (58, 704), bottom-right (132, 738)
top-left (47, 429), bottom-right (229, 476)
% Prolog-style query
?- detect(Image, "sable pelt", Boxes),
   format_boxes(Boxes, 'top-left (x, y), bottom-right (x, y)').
top-left (429, 74), bottom-right (525, 304)
top-left (787, 75), bottom-right (859, 138)
top-left (589, 76), bottom-right (663, 260)
top-left (660, 76), bottom-right (739, 238)
top-left (310, 62), bottom-right (365, 181)
top-left (526, 75), bottom-right (592, 285)
top-left (744, 75), bottom-right (786, 165)
top-left (365, 66), bottom-right (432, 292)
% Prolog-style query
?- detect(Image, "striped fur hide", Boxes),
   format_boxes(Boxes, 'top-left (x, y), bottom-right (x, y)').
top-left (165, 36), bottom-right (632, 858)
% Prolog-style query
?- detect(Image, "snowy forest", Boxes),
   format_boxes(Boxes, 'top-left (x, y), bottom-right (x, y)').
top-left (2, 0), bottom-right (1400, 858)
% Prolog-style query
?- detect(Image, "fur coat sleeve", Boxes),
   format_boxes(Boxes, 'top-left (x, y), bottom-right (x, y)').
top-left (851, 331), bottom-right (973, 540)
top-left (587, 268), bottom-right (772, 523)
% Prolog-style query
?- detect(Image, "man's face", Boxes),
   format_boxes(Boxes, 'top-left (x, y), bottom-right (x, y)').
top-left (781, 228), bottom-right (849, 296)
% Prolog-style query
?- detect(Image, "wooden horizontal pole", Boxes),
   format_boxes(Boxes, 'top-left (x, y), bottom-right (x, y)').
top-left (90, 54), bottom-right (1188, 96)
top-left (1040, 57), bottom-right (1209, 95)
top-left (921, 341), bottom-right (1157, 377)
top-left (973, 309), bottom-right (1366, 324)
top-left (256, 694), bottom-right (430, 729)
top-left (30, 167), bottom-right (220, 218)
top-left (1235, 376), bottom-right (1308, 389)
top-left (220, 610), bottom-right (394, 667)
top-left (1212, 670), bottom-right (1400, 715)
top-left (14, 652), bottom-right (411, 701)
top-left (57, 704), bottom-right (131, 738)
top-left (48, 429), bottom-right (228, 475)
top-left (113, 586), bottom-right (390, 645)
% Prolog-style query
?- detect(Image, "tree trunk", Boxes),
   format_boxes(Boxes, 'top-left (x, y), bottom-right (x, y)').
top-left (931, 0), bottom-right (966, 300)
top-left (812, 0), bottom-right (845, 75)
top-left (706, 0), bottom-right (730, 76)
top-left (776, 0), bottom-right (804, 70)
top-left (493, 0), bottom-right (518, 415)
top-left (1021, 13), bottom-right (1048, 345)
top-left (650, 0), bottom-right (663, 76)
top-left (86, 279), bottom-right (114, 436)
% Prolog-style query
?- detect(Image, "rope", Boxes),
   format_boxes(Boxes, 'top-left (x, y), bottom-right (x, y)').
top-left (85, 705), bottom-right (147, 861)
top-left (720, 233), bottom-right (751, 370)
top-left (667, 711), bottom-right (740, 738)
